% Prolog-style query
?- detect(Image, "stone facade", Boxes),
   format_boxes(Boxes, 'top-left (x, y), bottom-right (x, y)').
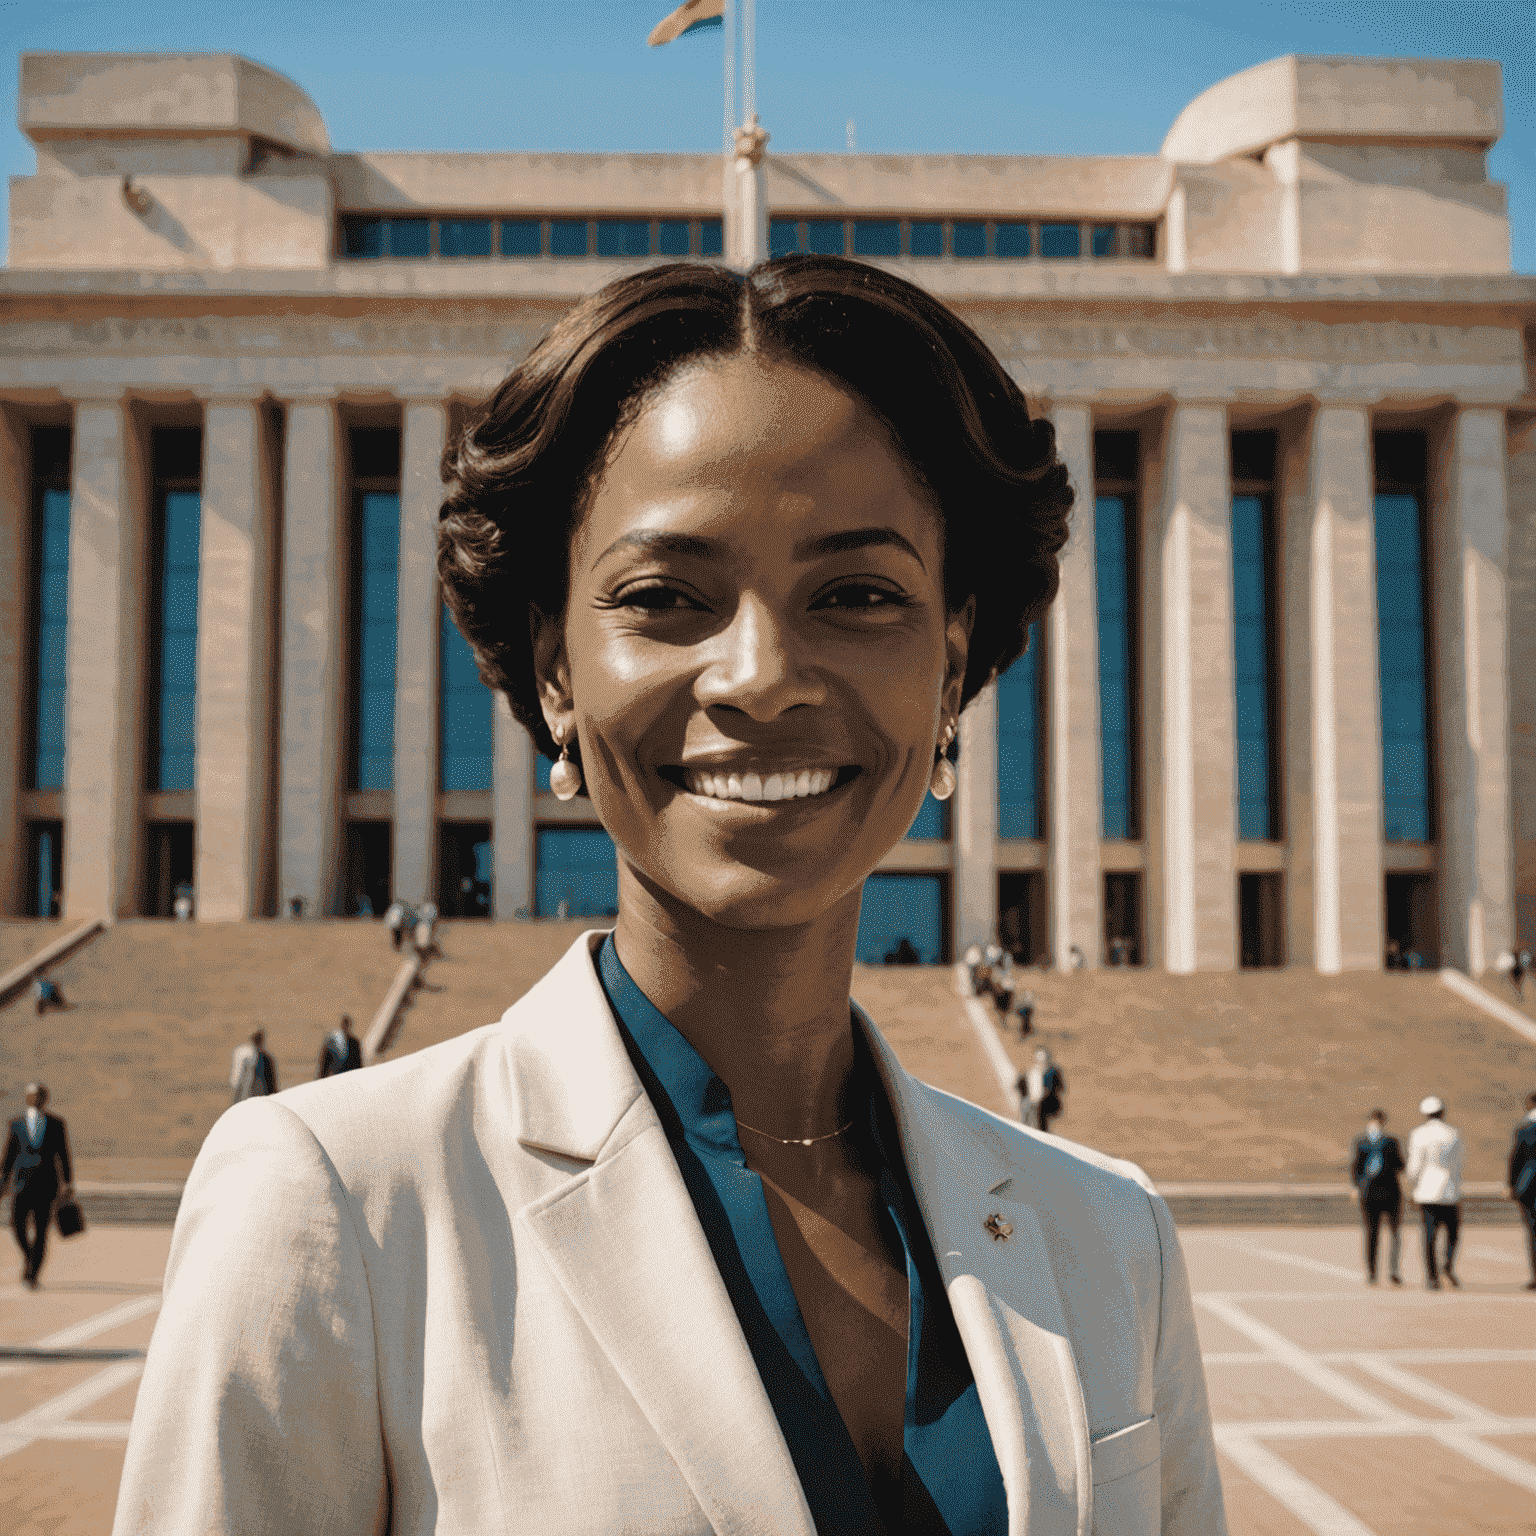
top-left (1, 49), bottom-right (1532, 972)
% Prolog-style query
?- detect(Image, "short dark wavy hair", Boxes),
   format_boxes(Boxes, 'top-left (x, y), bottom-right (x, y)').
top-left (439, 255), bottom-right (1072, 764)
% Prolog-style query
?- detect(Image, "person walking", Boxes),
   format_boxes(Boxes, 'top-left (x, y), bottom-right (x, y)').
top-left (990, 945), bottom-right (1016, 1019)
top-left (1014, 988), bottom-right (1036, 1038)
top-left (1019, 1047), bottom-right (1066, 1134)
top-left (31, 975), bottom-right (66, 1016)
top-left (1, 1083), bottom-right (74, 1289)
top-left (1349, 1108), bottom-right (1405, 1285)
top-left (317, 1016), bottom-right (364, 1079)
top-left (384, 901), bottom-right (410, 953)
top-left (1407, 1095), bottom-right (1464, 1290)
top-left (1508, 1090), bottom-right (1536, 1291)
top-left (229, 1030), bottom-right (278, 1104)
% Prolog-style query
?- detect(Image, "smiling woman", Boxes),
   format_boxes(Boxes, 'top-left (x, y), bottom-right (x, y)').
top-left (115, 258), bottom-right (1226, 1536)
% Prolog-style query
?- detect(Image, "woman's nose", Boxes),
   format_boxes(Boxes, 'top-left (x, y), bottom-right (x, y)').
top-left (696, 597), bottom-right (826, 719)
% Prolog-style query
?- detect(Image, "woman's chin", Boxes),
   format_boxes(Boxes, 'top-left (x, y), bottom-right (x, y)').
top-left (635, 858), bottom-right (869, 937)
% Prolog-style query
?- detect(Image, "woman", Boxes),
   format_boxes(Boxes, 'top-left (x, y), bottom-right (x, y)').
top-left (115, 258), bottom-right (1224, 1535)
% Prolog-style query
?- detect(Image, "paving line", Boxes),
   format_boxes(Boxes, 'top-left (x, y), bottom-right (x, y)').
top-left (0, 1358), bottom-right (143, 1459)
top-left (33, 1419), bottom-right (134, 1442)
top-left (1202, 1351), bottom-right (1270, 1366)
top-left (1214, 1431), bottom-right (1377, 1536)
top-left (1465, 1244), bottom-right (1524, 1266)
top-left (1433, 1429), bottom-right (1536, 1494)
top-left (1216, 1417), bottom-right (1536, 1440)
top-left (1194, 1296), bottom-right (1399, 1420)
top-left (1201, 1236), bottom-right (1360, 1281)
top-left (1317, 1347), bottom-right (1536, 1366)
top-left (1195, 1289), bottom-right (1536, 1303)
top-left (1349, 1356), bottom-right (1500, 1422)
top-left (960, 997), bottom-right (1021, 1118)
top-left (0, 1292), bottom-right (161, 1378)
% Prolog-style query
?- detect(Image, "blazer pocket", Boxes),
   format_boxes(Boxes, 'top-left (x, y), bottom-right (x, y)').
top-left (1090, 1416), bottom-right (1159, 1536)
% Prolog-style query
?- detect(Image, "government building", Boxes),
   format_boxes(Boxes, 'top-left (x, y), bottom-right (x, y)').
top-left (1, 49), bottom-right (1531, 975)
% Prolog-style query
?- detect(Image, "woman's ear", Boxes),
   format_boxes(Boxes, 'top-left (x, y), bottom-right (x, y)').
top-left (943, 595), bottom-right (977, 719)
top-left (530, 606), bottom-right (574, 741)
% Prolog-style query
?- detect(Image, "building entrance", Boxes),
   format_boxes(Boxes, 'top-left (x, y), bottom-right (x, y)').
top-left (1104, 872), bottom-right (1143, 966)
top-left (344, 821), bottom-right (392, 919)
top-left (1385, 873), bottom-right (1438, 968)
top-left (145, 821), bottom-right (194, 918)
top-left (1238, 872), bottom-right (1285, 968)
top-left (998, 872), bottom-right (1047, 965)
top-left (439, 822), bottom-right (493, 917)
top-left (25, 821), bottom-right (63, 918)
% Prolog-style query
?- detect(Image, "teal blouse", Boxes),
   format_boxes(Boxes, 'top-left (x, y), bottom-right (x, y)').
top-left (598, 936), bottom-right (1007, 1536)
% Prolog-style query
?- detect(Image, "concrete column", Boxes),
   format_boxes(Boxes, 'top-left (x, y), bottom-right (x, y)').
top-left (955, 681), bottom-right (998, 954)
top-left (1046, 402), bottom-right (1101, 970)
top-left (1160, 403), bottom-right (1235, 972)
top-left (63, 398), bottom-right (146, 919)
top-left (0, 409), bottom-right (28, 914)
top-left (1303, 406), bottom-right (1383, 972)
top-left (394, 399), bottom-right (446, 906)
top-left (1508, 418), bottom-right (1536, 950)
top-left (493, 694), bottom-right (533, 918)
top-left (1434, 407), bottom-right (1515, 975)
top-left (195, 400), bottom-right (276, 920)
top-left (278, 398), bottom-right (345, 917)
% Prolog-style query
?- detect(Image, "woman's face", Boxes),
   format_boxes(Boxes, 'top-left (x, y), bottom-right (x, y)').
top-left (538, 353), bottom-right (971, 931)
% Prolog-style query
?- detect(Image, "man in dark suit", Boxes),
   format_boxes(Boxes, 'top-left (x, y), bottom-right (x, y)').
top-left (1, 1082), bottom-right (74, 1289)
top-left (1350, 1107), bottom-right (1405, 1286)
top-left (317, 1016), bottom-right (364, 1078)
top-left (1508, 1090), bottom-right (1536, 1291)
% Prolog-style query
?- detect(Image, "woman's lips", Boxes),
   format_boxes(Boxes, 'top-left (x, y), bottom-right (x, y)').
top-left (682, 767), bottom-right (837, 803)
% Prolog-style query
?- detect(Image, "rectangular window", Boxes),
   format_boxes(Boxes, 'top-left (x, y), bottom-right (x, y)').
top-left (343, 821), bottom-right (392, 918)
top-left (852, 219), bottom-right (899, 257)
top-left (145, 819), bottom-right (195, 918)
top-left (1091, 224), bottom-right (1116, 257)
top-left (536, 826), bottom-right (618, 918)
top-left (440, 602), bottom-right (494, 791)
top-left (1374, 431), bottom-right (1433, 843)
top-left (1125, 224), bottom-right (1155, 259)
top-left (994, 221), bottom-right (1031, 259)
top-left (596, 219), bottom-right (651, 257)
top-left (905, 795), bottom-right (948, 840)
top-left (658, 219), bottom-right (691, 257)
top-left (342, 218), bottom-right (386, 258)
top-left (699, 219), bottom-right (724, 257)
top-left (149, 429), bottom-right (202, 794)
top-left (1094, 431), bottom-right (1140, 840)
top-left (26, 820), bottom-right (62, 918)
top-left (952, 221), bottom-right (987, 259)
top-left (1231, 430), bottom-right (1279, 841)
top-left (1040, 222), bottom-right (1080, 258)
top-left (1238, 872), bottom-right (1285, 967)
top-left (856, 873), bottom-right (947, 964)
top-left (500, 219), bottom-right (542, 257)
top-left (769, 219), bottom-right (801, 257)
top-left (350, 427), bottom-right (400, 792)
top-left (439, 820), bottom-right (493, 916)
top-left (998, 871), bottom-right (1046, 964)
top-left (805, 219), bottom-right (846, 256)
top-left (1104, 871), bottom-right (1143, 965)
top-left (1385, 871), bottom-right (1438, 967)
top-left (550, 219), bottom-right (589, 257)
top-left (909, 220), bottom-right (943, 257)
top-left (28, 427), bottom-right (70, 792)
top-left (997, 623), bottom-right (1044, 837)
top-left (439, 218), bottom-right (492, 257)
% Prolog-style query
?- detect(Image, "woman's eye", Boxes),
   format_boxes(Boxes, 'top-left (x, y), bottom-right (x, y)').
top-left (619, 584), bottom-right (702, 611)
top-left (815, 583), bottom-right (907, 610)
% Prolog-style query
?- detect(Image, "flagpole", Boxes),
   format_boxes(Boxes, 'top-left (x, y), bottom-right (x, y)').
top-left (722, 0), bottom-right (735, 259)
top-left (730, 0), bottom-right (767, 268)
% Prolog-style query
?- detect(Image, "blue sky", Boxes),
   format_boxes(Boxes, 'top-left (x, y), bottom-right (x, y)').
top-left (3, 0), bottom-right (1532, 269)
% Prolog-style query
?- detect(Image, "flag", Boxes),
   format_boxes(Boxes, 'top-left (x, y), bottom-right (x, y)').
top-left (648, 0), bottom-right (725, 46)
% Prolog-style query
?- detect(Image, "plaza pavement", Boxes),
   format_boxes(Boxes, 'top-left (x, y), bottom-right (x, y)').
top-left (1, 1222), bottom-right (1531, 1535)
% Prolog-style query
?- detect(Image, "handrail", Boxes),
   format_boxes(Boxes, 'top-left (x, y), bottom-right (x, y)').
top-left (0, 918), bottom-right (106, 1007)
top-left (362, 955), bottom-right (422, 1065)
top-left (1439, 967), bottom-right (1536, 1045)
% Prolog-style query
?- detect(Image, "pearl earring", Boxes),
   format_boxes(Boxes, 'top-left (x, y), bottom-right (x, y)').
top-left (549, 728), bottom-right (583, 801)
top-left (929, 721), bottom-right (957, 802)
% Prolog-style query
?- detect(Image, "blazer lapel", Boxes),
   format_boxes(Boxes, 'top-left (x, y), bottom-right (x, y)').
top-left (510, 933), bottom-right (817, 1536)
top-left (859, 1008), bottom-right (1093, 1536)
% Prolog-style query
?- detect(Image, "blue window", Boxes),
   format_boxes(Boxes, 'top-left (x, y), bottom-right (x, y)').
top-left (1095, 481), bottom-right (1137, 840)
top-left (439, 219), bottom-right (492, 257)
top-left (952, 221), bottom-right (987, 258)
top-left (997, 625), bottom-right (1044, 838)
top-left (852, 220), bottom-right (899, 257)
top-left (1091, 225), bottom-right (1116, 257)
top-left (389, 219), bottom-right (430, 258)
top-left (342, 218), bottom-right (386, 258)
top-left (905, 795), bottom-right (948, 840)
top-left (536, 827), bottom-right (619, 917)
top-left (856, 874), bottom-right (945, 964)
top-left (699, 219), bottom-right (724, 257)
top-left (30, 456), bottom-right (70, 791)
top-left (769, 219), bottom-right (800, 257)
top-left (550, 219), bottom-right (589, 257)
top-left (440, 604), bottom-right (493, 791)
top-left (28, 820), bottom-right (62, 918)
top-left (1040, 223), bottom-right (1080, 258)
top-left (1375, 486), bottom-right (1432, 842)
top-left (805, 219), bottom-right (845, 255)
top-left (500, 219), bottom-right (542, 256)
top-left (535, 753), bottom-right (554, 793)
top-left (1232, 494), bottom-right (1276, 839)
top-left (658, 219), bottom-right (691, 256)
top-left (909, 220), bottom-right (943, 257)
top-left (153, 489), bottom-right (201, 792)
top-left (994, 222), bottom-right (1031, 259)
top-left (354, 492), bottom-right (399, 790)
top-left (596, 219), bottom-right (651, 257)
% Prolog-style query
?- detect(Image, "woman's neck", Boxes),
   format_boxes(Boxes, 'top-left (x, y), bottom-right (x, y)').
top-left (611, 871), bottom-right (863, 1142)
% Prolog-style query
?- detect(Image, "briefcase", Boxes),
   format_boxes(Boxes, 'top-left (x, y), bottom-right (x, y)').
top-left (55, 1198), bottom-right (86, 1238)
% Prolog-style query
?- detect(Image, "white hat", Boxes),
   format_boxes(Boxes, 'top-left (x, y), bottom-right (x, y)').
top-left (1419, 1095), bottom-right (1444, 1117)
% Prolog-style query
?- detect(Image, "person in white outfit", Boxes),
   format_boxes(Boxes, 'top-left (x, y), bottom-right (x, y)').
top-left (1406, 1095), bottom-right (1464, 1289)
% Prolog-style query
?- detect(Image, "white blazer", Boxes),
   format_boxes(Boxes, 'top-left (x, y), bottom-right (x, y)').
top-left (114, 932), bottom-right (1225, 1536)
top-left (1406, 1119), bottom-right (1464, 1204)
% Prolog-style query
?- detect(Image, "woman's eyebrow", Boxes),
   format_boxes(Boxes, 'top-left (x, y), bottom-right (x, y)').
top-left (791, 527), bottom-right (927, 570)
top-left (592, 529), bottom-right (722, 566)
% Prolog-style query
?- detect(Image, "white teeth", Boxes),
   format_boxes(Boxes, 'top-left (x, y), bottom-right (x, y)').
top-left (681, 767), bottom-right (842, 802)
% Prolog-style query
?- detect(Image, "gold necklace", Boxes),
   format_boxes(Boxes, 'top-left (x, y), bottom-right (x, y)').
top-left (736, 1116), bottom-right (855, 1148)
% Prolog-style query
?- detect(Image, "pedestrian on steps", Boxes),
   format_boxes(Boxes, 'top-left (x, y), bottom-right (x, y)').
top-left (230, 1030), bottom-right (278, 1104)
top-left (384, 901), bottom-right (411, 952)
top-left (1507, 1090), bottom-right (1536, 1291)
top-left (318, 1016), bottom-right (364, 1079)
top-left (31, 976), bottom-right (66, 1016)
top-left (1014, 988), bottom-right (1036, 1038)
top-left (1020, 1047), bottom-right (1065, 1134)
top-left (1407, 1095), bottom-right (1464, 1290)
top-left (1349, 1108), bottom-right (1405, 1286)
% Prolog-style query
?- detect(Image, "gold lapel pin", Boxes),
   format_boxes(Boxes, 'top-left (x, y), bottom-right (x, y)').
top-left (983, 1212), bottom-right (1013, 1241)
